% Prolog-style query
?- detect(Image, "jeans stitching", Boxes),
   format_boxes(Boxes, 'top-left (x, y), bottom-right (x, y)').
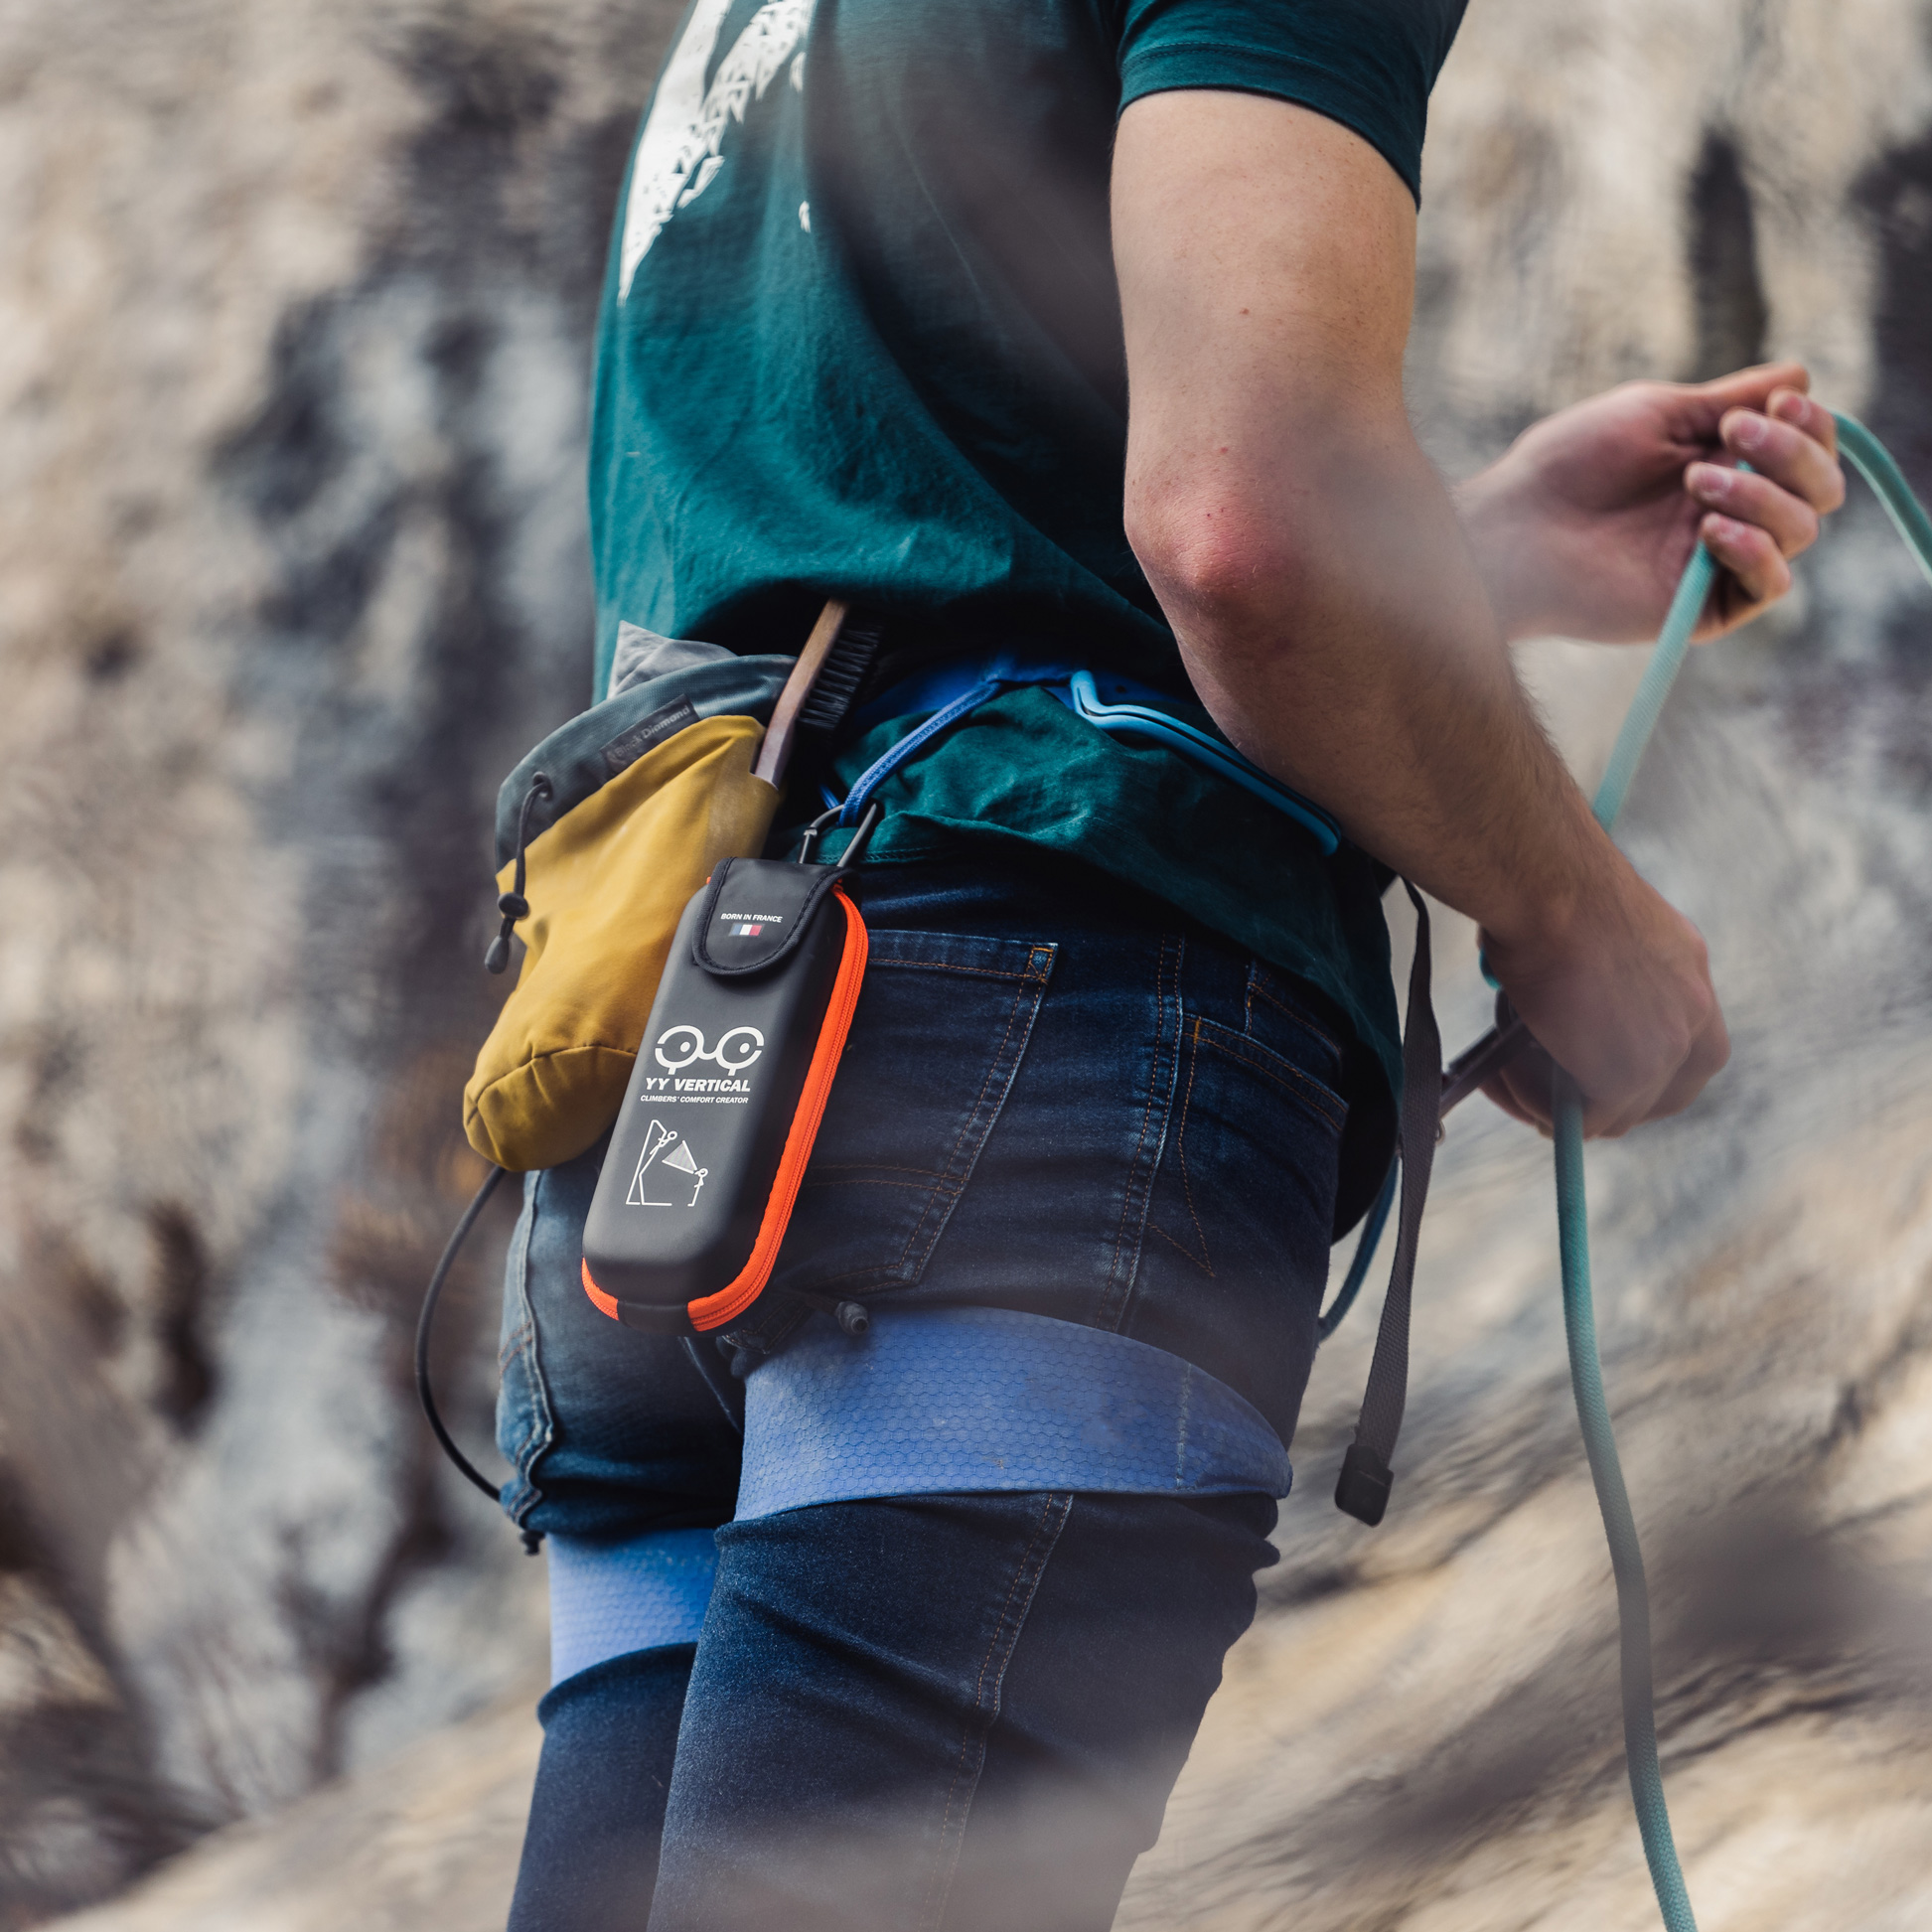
top-left (496, 1315), bottom-right (533, 1374)
top-left (870, 958), bottom-right (1054, 983)
top-left (1248, 967), bottom-right (1345, 1060)
top-left (1191, 1015), bottom-right (1347, 1130)
top-left (888, 947), bottom-right (1055, 1278)
top-left (500, 1172), bottom-right (556, 1522)
top-left (1098, 934), bottom-right (1181, 1332)
top-left (798, 1176), bottom-right (956, 1193)
top-left (1145, 1218), bottom-right (1214, 1266)
top-left (1169, 1019), bottom-right (1216, 1275)
top-left (918, 1491), bottom-right (1074, 1932)
top-left (808, 1162), bottom-right (946, 1178)
top-left (894, 985), bottom-right (1028, 1266)
top-left (818, 949), bottom-right (1053, 1273)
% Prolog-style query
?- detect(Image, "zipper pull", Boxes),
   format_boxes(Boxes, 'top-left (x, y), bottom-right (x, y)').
top-left (485, 772), bottom-right (552, 974)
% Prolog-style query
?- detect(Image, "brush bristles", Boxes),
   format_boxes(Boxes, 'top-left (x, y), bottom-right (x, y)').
top-left (795, 618), bottom-right (884, 736)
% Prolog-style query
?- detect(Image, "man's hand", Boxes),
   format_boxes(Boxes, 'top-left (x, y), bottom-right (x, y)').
top-left (1478, 871), bottom-right (1730, 1137)
top-left (1456, 365), bottom-right (1846, 645)
top-left (1113, 89), bottom-right (1727, 1138)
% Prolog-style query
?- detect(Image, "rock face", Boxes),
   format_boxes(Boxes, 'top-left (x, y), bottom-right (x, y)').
top-left (0, 1), bottom-right (677, 1919)
top-left (6, 0), bottom-right (1932, 1927)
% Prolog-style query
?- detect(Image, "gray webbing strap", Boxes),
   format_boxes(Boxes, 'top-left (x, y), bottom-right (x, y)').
top-left (1334, 881), bottom-right (1440, 1525)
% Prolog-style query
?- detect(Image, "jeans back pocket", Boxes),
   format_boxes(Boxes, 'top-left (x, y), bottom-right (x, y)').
top-left (771, 930), bottom-right (1056, 1299)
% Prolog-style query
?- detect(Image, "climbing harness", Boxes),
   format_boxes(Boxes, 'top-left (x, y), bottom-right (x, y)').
top-left (1323, 411), bottom-right (1932, 1932)
top-left (419, 414), bottom-right (1932, 1931)
top-left (823, 657), bottom-right (1341, 849)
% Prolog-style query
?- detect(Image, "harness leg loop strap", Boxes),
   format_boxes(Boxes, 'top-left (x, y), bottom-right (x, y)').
top-left (735, 1305), bottom-right (1290, 1519)
top-left (545, 1527), bottom-right (721, 1686)
top-left (1335, 880), bottom-right (1441, 1524)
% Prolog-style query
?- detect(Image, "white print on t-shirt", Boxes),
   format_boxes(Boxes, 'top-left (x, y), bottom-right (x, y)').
top-left (619, 0), bottom-right (814, 298)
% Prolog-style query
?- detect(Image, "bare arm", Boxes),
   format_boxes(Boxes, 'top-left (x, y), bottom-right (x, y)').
top-left (1113, 91), bottom-right (1726, 1135)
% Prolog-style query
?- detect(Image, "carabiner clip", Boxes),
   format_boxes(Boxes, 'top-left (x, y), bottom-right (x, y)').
top-left (795, 800), bottom-right (883, 867)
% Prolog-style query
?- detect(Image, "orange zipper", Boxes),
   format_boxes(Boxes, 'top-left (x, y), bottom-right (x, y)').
top-left (685, 887), bottom-right (869, 1332)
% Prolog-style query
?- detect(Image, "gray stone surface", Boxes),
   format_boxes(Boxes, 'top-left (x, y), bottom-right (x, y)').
top-left (43, 1685), bottom-right (544, 1932)
top-left (7, 0), bottom-right (1932, 1927)
top-left (0, 0), bottom-right (676, 1919)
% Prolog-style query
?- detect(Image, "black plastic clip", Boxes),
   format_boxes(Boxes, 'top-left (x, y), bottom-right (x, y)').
top-left (785, 1288), bottom-right (873, 1338)
top-left (1334, 1442), bottom-right (1394, 1526)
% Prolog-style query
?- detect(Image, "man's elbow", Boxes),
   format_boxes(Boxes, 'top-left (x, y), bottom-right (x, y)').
top-left (1124, 480), bottom-right (1311, 646)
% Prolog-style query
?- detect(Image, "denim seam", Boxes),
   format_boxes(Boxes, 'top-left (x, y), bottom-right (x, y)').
top-left (496, 1315), bottom-right (534, 1374)
top-left (1191, 1013), bottom-right (1348, 1130)
top-left (1150, 1019), bottom-right (1216, 1276)
top-left (806, 1162), bottom-right (945, 1178)
top-left (497, 1202), bottom-right (537, 1458)
top-left (501, 1171), bottom-right (557, 1524)
top-left (799, 1176), bottom-right (950, 1192)
top-left (1098, 933), bottom-right (1182, 1333)
top-left (1247, 966), bottom-right (1345, 1061)
top-left (886, 945), bottom-right (1056, 1283)
top-left (918, 1490), bottom-right (1075, 1932)
top-left (895, 994), bottom-right (1025, 1264)
top-left (1145, 1219), bottom-right (1215, 1269)
top-left (788, 967), bottom-right (1048, 1294)
top-left (870, 959), bottom-right (1054, 984)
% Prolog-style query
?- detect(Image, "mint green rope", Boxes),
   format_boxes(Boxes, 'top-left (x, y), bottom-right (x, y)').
top-left (1590, 541), bottom-right (1715, 827)
top-left (1554, 1078), bottom-right (1697, 1930)
top-left (1836, 412), bottom-right (1932, 588)
top-left (1560, 541), bottom-right (1708, 1932)
top-left (1560, 410), bottom-right (1932, 1932)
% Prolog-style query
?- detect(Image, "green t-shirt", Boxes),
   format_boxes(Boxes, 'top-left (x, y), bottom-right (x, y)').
top-left (586, 0), bottom-right (1466, 1219)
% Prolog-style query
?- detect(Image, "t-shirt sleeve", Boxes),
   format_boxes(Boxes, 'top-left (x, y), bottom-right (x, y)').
top-left (1115, 0), bottom-right (1468, 203)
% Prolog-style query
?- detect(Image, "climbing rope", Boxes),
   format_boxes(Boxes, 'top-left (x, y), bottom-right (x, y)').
top-left (1321, 412), bottom-right (1932, 1929)
top-left (1553, 412), bottom-right (1929, 1930)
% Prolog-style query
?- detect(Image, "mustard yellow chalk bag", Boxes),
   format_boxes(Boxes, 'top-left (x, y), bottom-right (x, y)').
top-left (464, 711), bottom-right (783, 1170)
top-left (461, 606), bottom-right (879, 1172)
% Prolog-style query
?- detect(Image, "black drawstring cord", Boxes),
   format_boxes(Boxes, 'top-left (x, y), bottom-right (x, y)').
top-left (485, 772), bottom-right (553, 974)
top-left (415, 1164), bottom-right (543, 1555)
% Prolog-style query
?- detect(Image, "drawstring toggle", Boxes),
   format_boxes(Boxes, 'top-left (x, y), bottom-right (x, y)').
top-left (486, 772), bottom-right (552, 973)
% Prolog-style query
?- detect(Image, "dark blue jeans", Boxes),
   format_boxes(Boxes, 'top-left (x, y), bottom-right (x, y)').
top-left (499, 857), bottom-right (1351, 1930)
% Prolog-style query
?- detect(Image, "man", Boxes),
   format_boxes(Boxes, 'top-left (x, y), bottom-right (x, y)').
top-left (494, 2), bottom-right (1845, 1926)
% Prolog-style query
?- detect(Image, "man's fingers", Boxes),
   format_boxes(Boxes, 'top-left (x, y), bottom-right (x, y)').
top-left (1718, 405), bottom-right (1847, 516)
top-left (1767, 385), bottom-right (1838, 459)
top-left (1578, 1080), bottom-right (1660, 1140)
top-left (1569, 1006), bottom-right (1730, 1140)
top-left (1686, 461), bottom-right (1821, 558)
top-left (1645, 1007), bottom-right (1731, 1122)
top-left (1700, 514), bottom-right (1791, 610)
top-left (1479, 1069), bottom-right (1548, 1131)
top-left (1674, 392), bottom-right (1844, 637)
top-left (1674, 361), bottom-right (1811, 436)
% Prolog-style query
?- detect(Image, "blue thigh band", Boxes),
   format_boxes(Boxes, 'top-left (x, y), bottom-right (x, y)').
top-left (546, 1526), bottom-right (719, 1685)
top-left (735, 1305), bottom-right (1290, 1521)
top-left (546, 1311), bottom-right (1286, 1682)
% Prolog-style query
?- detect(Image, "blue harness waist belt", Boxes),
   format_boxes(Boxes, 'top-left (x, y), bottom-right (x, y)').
top-left (544, 1307), bottom-right (1289, 1684)
top-left (828, 658), bottom-right (1341, 854)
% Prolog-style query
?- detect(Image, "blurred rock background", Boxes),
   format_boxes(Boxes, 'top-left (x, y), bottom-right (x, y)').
top-left (3, 0), bottom-right (1931, 1927)
top-left (0, 0), bottom-right (668, 1919)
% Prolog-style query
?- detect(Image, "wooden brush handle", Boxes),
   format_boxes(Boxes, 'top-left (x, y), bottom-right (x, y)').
top-left (753, 598), bottom-right (848, 785)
